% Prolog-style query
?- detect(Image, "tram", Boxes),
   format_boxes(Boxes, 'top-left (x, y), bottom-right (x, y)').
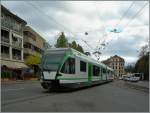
top-left (40, 48), bottom-right (114, 90)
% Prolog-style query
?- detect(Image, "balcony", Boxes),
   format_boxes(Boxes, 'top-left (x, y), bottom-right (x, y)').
top-left (24, 48), bottom-right (42, 57)
top-left (12, 41), bottom-right (22, 48)
top-left (24, 36), bottom-right (37, 46)
top-left (1, 53), bottom-right (10, 59)
top-left (1, 37), bottom-right (10, 44)
top-left (12, 55), bottom-right (21, 60)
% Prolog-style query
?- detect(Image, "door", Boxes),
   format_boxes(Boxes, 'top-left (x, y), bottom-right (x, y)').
top-left (88, 63), bottom-right (92, 83)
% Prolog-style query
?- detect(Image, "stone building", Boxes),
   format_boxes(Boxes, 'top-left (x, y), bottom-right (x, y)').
top-left (102, 55), bottom-right (125, 77)
top-left (23, 26), bottom-right (48, 59)
top-left (1, 5), bottom-right (27, 69)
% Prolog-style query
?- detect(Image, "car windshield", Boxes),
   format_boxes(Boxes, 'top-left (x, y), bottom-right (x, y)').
top-left (42, 50), bottom-right (66, 71)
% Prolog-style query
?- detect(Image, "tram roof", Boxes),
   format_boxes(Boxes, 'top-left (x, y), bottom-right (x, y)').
top-left (45, 48), bottom-right (113, 71)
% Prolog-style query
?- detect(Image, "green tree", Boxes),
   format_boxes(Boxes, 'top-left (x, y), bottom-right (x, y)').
top-left (25, 53), bottom-right (41, 75)
top-left (76, 44), bottom-right (84, 53)
top-left (25, 54), bottom-right (41, 66)
top-left (71, 41), bottom-right (77, 49)
top-left (55, 32), bottom-right (68, 48)
top-left (55, 32), bottom-right (84, 53)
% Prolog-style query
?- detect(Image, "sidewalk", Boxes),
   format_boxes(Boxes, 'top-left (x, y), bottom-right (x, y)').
top-left (125, 80), bottom-right (149, 92)
top-left (1, 78), bottom-right (39, 85)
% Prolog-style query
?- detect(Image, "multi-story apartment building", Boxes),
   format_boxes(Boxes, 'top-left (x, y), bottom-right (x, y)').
top-left (102, 55), bottom-right (125, 77)
top-left (23, 26), bottom-right (49, 59)
top-left (1, 5), bottom-right (27, 69)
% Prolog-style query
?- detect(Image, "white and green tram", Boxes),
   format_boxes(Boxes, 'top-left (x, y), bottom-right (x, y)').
top-left (40, 48), bottom-right (114, 90)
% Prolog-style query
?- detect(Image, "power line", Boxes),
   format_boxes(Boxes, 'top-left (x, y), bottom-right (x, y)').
top-left (26, 1), bottom-right (96, 52)
top-left (123, 1), bottom-right (149, 30)
top-left (26, 1), bottom-right (71, 33)
top-left (115, 1), bottom-right (136, 27)
top-left (96, 1), bottom-right (148, 53)
top-left (95, 1), bottom-right (135, 50)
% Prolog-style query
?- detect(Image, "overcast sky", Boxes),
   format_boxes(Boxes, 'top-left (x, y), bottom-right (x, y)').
top-left (2, 1), bottom-right (149, 64)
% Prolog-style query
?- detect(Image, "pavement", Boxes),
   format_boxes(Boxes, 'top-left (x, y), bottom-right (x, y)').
top-left (123, 80), bottom-right (149, 93)
top-left (1, 79), bottom-right (39, 84)
top-left (125, 80), bottom-right (149, 88)
top-left (1, 80), bottom-right (149, 112)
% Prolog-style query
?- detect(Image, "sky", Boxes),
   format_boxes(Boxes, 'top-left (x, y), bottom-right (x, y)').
top-left (2, 1), bottom-right (149, 65)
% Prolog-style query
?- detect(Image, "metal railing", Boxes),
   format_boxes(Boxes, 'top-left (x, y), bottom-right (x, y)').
top-left (1, 37), bottom-right (10, 43)
top-left (12, 55), bottom-right (21, 60)
top-left (1, 53), bottom-right (10, 59)
top-left (12, 41), bottom-right (22, 48)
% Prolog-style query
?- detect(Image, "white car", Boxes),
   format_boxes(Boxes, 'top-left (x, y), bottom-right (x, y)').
top-left (119, 77), bottom-right (123, 80)
top-left (124, 76), bottom-right (140, 82)
top-left (129, 77), bottom-right (140, 82)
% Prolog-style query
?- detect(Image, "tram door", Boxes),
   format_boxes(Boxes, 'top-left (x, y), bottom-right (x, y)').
top-left (88, 63), bottom-right (92, 83)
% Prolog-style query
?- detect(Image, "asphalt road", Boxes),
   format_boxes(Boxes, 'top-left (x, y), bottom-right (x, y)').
top-left (1, 80), bottom-right (149, 112)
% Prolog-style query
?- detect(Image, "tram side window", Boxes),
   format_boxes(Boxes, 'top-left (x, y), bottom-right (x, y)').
top-left (93, 65), bottom-right (100, 76)
top-left (103, 68), bottom-right (106, 73)
top-left (80, 61), bottom-right (86, 72)
top-left (61, 58), bottom-right (75, 74)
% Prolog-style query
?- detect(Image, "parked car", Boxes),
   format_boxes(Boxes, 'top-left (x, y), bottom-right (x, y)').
top-left (118, 77), bottom-right (123, 80)
top-left (129, 77), bottom-right (140, 82)
top-left (124, 76), bottom-right (140, 82)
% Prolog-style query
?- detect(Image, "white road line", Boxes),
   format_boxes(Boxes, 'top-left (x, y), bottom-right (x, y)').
top-left (2, 88), bottom-right (25, 92)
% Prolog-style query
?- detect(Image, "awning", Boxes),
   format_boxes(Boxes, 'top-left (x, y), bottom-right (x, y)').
top-left (1, 60), bottom-right (28, 69)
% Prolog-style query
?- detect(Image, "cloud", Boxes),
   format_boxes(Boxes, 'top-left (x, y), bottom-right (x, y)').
top-left (1, 1), bottom-right (149, 64)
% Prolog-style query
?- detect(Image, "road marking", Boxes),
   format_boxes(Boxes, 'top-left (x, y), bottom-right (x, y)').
top-left (2, 94), bottom-right (52, 106)
top-left (2, 88), bottom-right (25, 92)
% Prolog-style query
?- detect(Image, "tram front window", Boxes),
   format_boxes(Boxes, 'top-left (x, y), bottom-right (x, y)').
top-left (42, 52), bottom-right (65, 71)
top-left (61, 58), bottom-right (75, 74)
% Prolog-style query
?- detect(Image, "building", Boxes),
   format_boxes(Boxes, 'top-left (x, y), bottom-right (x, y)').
top-left (23, 26), bottom-right (49, 59)
top-left (1, 5), bottom-right (27, 70)
top-left (102, 55), bottom-right (125, 77)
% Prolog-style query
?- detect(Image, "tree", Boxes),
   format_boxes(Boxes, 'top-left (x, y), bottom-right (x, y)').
top-left (55, 32), bottom-right (84, 53)
top-left (25, 54), bottom-right (41, 66)
top-left (71, 41), bottom-right (77, 49)
top-left (139, 44), bottom-right (149, 57)
top-left (25, 53), bottom-right (41, 75)
top-left (125, 64), bottom-right (134, 73)
top-left (76, 44), bottom-right (84, 53)
top-left (134, 52), bottom-right (149, 80)
top-left (134, 44), bottom-right (149, 80)
top-left (55, 32), bottom-right (68, 48)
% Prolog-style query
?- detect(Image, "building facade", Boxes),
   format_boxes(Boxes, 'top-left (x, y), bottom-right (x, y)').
top-left (1, 5), bottom-right (27, 69)
top-left (23, 26), bottom-right (48, 59)
top-left (102, 55), bottom-right (125, 77)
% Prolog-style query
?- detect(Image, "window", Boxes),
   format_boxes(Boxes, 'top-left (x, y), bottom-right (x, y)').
top-left (103, 68), bottom-right (106, 73)
top-left (1, 46), bottom-right (9, 54)
top-left (80, 61), bottom-right (86, 72)
top-left (12, 48), bottom-right (21, 60)
top-left (61, 58), bottom-right (75, 74)
top-left (93, 65), bottom-right (100, 76)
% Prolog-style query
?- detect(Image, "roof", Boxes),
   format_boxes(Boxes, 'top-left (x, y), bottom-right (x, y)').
top-left (110, 55), bottom-right (125, 61)
top-left (1, 5), bottom-right (27, 25)
top-left (103, 55), bottom-right (125, 63)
